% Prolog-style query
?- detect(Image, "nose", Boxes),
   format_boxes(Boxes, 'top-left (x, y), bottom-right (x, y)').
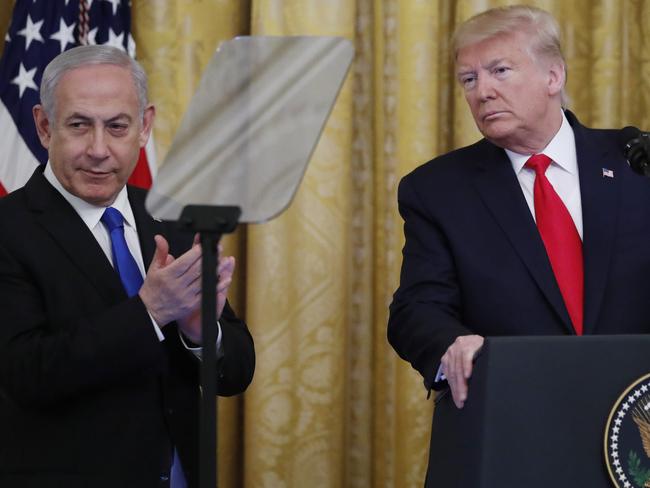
top-left (87, 127), bottom-right (110, 160)
top-left (476, 75), bottom-right (496, 102)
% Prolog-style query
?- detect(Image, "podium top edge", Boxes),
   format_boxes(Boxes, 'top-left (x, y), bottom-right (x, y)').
top-left (485, 334), bottom-right (650, 343)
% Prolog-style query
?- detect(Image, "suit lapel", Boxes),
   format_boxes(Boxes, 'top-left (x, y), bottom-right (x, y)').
top-left (128, 186), bottom-right (158, 269)
top-left (472, 141), bottom-right (575, 333)
top-left (570, 114), bottom-right (620, 334)
top-left (24, 169), bottom-right (126, 302)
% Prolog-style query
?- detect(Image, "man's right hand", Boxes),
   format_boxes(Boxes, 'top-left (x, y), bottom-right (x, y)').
top-left (440, 334), bottom-right (484, 409)
top-left (138, 235), bottom-right (202, 326)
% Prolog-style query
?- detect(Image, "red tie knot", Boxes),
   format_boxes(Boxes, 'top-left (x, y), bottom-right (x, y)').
top-left (525, 154), bottom-right (552, 175)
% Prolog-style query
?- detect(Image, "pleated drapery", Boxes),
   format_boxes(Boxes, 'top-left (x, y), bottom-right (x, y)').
top-left (1, 1), bottom-right (648, 486)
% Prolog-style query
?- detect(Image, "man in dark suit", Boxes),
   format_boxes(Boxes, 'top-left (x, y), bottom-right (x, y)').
top-left (0, 45), bottom-right (255, 487)
top-left (388, 4), bottom-right (650, 411)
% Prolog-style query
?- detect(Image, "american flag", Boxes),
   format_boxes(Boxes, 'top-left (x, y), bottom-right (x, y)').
top-left (0, 0), bottom-right (155, 197)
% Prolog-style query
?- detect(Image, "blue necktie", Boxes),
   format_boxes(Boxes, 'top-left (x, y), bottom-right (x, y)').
top-left (101, 207), bottom-right (144, 297)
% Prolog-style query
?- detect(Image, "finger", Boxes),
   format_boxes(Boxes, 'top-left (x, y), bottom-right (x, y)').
top-left (178, 254), bottom-right (203, 287)
top-left (442, 350), bottom-right (460, 408)
top-left (461, 339), bottom-right (483, 380)
top-left (168, 244), bottom-right (203, 277)
top-left (217, 257), bottom-right (235, 279)
top-left (217, 275), bottom-right (232, 295)
top-left (186, 273), bottom-right (202, 296)
top-left (150, 235), bottom-right (169, 268)
top-left (452, 350), bottom-right (467, 407)
top-left (462, 348), bottom-right (475, 380)
top-left (440, 349), bottom-right (455, 385)
top-left (453, 378), bottom-right (468, 409)
top-left (446, 360), bottom-right (464, 409)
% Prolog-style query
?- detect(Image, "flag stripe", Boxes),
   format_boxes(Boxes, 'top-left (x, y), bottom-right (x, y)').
top-left (128, 148), bottom-right (153, 189)
top-left (0, 102), bottom-right (38, 192)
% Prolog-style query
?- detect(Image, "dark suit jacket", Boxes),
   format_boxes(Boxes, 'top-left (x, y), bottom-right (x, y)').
top-left (388, 111), bottom-right (650, 391)
top-left (0, 168), bottom-right (255, 488)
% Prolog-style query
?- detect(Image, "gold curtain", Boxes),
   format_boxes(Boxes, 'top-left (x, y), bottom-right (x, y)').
top-left (1, 0), bottom-right (649, 486)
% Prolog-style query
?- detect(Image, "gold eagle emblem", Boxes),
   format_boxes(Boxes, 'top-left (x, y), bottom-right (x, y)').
top-left (632, 398), bottom-right (650, 488)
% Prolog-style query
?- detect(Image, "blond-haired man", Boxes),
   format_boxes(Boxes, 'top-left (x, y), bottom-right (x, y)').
top-left (389, 4), bottom-right (648, 418)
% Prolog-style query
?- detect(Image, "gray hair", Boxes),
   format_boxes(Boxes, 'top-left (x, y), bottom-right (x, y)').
top-left (453, 5), bottom-right (568, 107)
top-left (40, 44), bottom-right (148, 119)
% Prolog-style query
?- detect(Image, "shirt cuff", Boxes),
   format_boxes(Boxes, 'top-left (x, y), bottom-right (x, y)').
top-left (177, 321), bottom-right (223, 361)
top-left (148, 311), bottom-right (165, 342)
top-left (434, 364), bottom-right (446, 383)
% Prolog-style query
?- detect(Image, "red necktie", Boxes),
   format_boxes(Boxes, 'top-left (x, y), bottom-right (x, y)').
top-left (525, 154), bottom-right (584, 335)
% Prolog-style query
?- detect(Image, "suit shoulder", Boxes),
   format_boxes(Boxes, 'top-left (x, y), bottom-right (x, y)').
top-left (126, 184), bottom-right (149, 207)
top-left (0, 187), bottom-right (30, 223)
top-left (401, 139), bottom-right (493, 188)
top-left (568, 110), bottom-right (637, 154)
top-left (0, 189), bottom-right (39, 255)
top-left (580, 125), bottom-right (622, 144)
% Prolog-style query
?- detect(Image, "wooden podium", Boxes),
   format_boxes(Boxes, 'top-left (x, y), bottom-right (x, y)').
top-left (426, 335), bottom-right (650, 487)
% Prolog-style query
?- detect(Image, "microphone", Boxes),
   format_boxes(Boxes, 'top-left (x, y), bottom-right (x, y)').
top-left (621, 126), bottom-right (650, 176)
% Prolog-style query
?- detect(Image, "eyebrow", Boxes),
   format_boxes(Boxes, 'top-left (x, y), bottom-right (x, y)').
top-left (65, 112), bottom-right (133, 123)
top-left (484, 58), bottom-right (510, 70)
top-left (456, 58), bottom-right (511, 77)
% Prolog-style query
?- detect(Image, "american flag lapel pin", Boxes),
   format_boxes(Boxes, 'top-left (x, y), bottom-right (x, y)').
top-left (602, 168), bottom-right (614, 178)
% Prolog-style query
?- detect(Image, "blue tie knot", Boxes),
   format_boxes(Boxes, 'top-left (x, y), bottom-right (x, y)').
top-left (101, 207), bottom-right (125, 232)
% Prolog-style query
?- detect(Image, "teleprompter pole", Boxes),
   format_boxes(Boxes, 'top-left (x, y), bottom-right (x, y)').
top-left (178, 205), bottom-right (241, 488)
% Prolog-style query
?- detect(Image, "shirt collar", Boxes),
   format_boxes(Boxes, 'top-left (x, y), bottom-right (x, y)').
top-left (506, 111), bottom-right (577, 175)
top-left (43, 163), bottom-right (136, 231)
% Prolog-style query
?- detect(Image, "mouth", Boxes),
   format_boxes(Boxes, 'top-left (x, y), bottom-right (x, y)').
top-left (79, 169), bottom-right (114, 180)
top-left (482, 111), bottom-right (507, 122)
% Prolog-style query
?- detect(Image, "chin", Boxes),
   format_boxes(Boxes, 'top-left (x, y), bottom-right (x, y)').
top-left (78, 188), bottom-right (119, 207)
top-left (480, 123), bottom-right (516, 144)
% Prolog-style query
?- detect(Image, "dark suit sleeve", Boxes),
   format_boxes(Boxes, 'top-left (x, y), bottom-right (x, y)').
top-left (216, 301), bottom-right (255, 396)
top-left (0, 241), bottom-right (167, 408)
top-left (163, 226), bottom-right (255, 397)
top-left (388, 174), bottom-right (473, 390)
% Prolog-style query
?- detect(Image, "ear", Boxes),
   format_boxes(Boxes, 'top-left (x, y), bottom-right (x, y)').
top-left (32, 105), bottom-right (52, 149)
top-left (547, 62), bottom-right (565, 97)
top-left (138, 104), bottom-right (156, 148)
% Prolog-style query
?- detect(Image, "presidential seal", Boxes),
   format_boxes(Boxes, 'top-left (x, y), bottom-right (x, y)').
top-left (605, 373), bottom-right (650, 488)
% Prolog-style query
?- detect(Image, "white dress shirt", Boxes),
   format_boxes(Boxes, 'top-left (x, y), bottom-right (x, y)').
top-left (505, 111), bottom-right (583, 239)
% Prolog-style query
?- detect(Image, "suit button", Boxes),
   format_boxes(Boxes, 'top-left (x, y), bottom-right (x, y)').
top-left (167, 407), bottom-right (174, 415)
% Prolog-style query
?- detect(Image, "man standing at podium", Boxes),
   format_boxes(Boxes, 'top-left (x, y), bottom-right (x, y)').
top-left (388, 5), bottom-right (650, 410)
top-left (0, 45), bottom-right (255, 487)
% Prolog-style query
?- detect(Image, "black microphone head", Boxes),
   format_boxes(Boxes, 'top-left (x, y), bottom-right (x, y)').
top-left (620, 126), bottom-right (641, 147)
top-left (621, 126), bottom-right (650, 175)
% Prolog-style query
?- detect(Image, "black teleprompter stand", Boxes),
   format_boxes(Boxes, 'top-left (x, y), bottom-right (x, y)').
top-left (178, 205), bottom-right (242, 488)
